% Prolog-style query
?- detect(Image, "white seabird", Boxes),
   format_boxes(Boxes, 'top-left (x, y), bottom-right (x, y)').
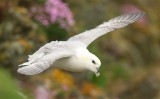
top-left (17, 12), bottom-right (145, 76)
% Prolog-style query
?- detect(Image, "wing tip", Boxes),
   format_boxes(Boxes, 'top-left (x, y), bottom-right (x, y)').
top-left (17, 67), bottom-right (32, 75)
top-left (17, 65), bottom-right (42, 75)
top-left (17, 68), bottom-right (24, 75)
top-left (17, 67), bottom-right (27, 75)
top-left (125, 11), bottom-right (145, 16)
top-left (129, 11), bottom-right (145, 23)
top-left (134, 11), bottom-right (145, 17)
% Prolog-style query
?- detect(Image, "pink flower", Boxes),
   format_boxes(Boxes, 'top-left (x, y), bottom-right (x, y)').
top-left (61, 84), bottom-right (69, 91)
top-left (30, 0), bottom-right (74, 29)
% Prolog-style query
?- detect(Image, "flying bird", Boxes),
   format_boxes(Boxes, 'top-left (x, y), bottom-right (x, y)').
top-left (18, 12), bottom-right (145, 76)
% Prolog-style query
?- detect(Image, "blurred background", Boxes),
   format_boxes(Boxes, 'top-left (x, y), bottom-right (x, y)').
top-left (0, 0), bottom-right (160, 99)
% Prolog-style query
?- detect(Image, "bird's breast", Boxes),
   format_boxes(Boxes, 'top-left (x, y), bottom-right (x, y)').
top-left (53, 56), bottom-right (86, 72)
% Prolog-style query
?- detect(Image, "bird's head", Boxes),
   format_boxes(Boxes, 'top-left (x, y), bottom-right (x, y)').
top-left (87, 53), bottom-right (101, 77)
top-left (77, 49), bottom-right (101, 77)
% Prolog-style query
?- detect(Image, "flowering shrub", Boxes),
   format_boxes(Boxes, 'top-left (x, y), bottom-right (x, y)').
top-left (33, 69), bottom-right (104, 99)
top-left (33, 69), bottom-right (75, 99)
top-left (31, 0), bottom-right (74, 29)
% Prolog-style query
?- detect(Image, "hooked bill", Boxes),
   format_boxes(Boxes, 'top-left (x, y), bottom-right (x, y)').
top-left (96, 72), bottom-right (100, 77)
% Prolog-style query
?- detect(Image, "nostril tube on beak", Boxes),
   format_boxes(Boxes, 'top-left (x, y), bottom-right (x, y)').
top-left (96, 67), bottom-right (99, 72)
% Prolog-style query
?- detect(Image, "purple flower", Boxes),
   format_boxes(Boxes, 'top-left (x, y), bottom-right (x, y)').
top-left (30, 0), bottom-right (74, 29)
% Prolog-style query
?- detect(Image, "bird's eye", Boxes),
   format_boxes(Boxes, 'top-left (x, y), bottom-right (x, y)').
top-left (92, 60), bottom-right (96, 64)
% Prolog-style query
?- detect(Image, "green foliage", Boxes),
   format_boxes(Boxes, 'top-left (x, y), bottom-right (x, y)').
top-left (0, 68), bottom-right (23, 99)
top-left (111, 64), bottom-right (130, 80)
top-left (1, 0), bottom-right (160, 98)
top-left (43, 23), bottom-right (68, 41)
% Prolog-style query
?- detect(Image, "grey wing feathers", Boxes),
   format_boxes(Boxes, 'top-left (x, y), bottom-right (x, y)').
top-left (28, 41), bottom-right (59, 61)
top-left (17, 41), bottom-right (73, 75)
top-left (97, 12), bottom-right (144, 28)
top-left (68, 12), bottom-right (145, 47)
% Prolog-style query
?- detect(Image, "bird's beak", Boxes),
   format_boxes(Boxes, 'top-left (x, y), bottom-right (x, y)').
top-left (95, 67), bottom-right (100, 77)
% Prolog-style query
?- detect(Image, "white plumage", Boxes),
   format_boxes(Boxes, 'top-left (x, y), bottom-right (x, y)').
top-left (18, 12), bottom-right (145, 76)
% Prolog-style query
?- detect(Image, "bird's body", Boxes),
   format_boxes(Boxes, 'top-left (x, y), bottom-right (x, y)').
top-left (17, 12), bottom-right (145, 76)
top-left (53, 47), bottom-right (92, 72)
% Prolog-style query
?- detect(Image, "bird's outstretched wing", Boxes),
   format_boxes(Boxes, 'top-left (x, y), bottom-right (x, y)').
top-left (17, 41), bottom-right (73, 75)
top-left (68, 12), bottom-right (145, 47)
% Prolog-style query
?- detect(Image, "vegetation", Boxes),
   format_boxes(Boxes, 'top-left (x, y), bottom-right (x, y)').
top-left (0, 0), bottom-right (160, 99)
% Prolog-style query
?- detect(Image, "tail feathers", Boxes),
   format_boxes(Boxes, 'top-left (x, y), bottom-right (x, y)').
top-left (17, 61), bottom-right (51, 75)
